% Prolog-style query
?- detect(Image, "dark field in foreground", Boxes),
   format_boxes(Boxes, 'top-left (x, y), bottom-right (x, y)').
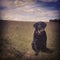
top-left (0, 20), bottom-right (60, 60)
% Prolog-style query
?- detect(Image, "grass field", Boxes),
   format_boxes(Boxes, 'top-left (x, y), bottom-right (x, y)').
top-left (0, 20), bottom-right (60, 60)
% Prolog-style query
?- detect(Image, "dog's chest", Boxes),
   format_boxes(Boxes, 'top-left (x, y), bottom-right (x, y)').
top-left (34, 31), bottom-right (45, 39)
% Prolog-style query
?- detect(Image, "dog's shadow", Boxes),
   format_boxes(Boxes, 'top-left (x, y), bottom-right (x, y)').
top-left (41, 48), bottom-right (54, 54)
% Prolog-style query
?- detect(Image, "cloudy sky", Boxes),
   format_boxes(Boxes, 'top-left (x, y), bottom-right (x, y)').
top-left (0, 0), bottom-right (60, 22)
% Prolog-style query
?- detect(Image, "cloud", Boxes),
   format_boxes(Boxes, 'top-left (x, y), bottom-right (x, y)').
top-left (39, 0), bottom-right (58, 2)
top-left (1, 3), bottom-right (58, 22)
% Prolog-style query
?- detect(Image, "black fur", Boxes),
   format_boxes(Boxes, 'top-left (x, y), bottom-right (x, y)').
top-left (32, 22), bottom-right (47, 53)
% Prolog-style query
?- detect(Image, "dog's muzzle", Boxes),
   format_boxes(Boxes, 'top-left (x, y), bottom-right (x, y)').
top-left (36, 29), bottom-right (45, 35)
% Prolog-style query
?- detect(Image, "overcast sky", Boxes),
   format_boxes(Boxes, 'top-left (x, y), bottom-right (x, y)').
top-left (0, 0), bottom-right (60, 22)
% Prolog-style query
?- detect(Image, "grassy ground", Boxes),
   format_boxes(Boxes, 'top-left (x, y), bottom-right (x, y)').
top-left (0, 20), bottom-right (60, 60)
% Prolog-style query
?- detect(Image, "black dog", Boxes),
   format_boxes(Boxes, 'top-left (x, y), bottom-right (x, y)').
top-left (32, 22), bottom-right (47, 55)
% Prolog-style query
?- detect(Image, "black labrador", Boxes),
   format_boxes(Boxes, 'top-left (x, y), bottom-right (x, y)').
top-left (32, 22), bottom-right (47, 55)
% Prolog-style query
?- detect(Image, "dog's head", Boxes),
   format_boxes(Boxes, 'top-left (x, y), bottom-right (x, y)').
top-left (33, 22), bottom-right (47, 31)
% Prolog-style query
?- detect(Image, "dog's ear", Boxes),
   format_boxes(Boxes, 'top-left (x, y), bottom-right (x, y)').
top-left (33, 23), bottom-right (38, 28)
top-left (40, 22), bottom-right (47, 29)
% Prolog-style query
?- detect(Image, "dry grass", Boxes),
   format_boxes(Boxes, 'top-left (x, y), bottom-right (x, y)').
top-left (0, 20), bottom-right (60, 60)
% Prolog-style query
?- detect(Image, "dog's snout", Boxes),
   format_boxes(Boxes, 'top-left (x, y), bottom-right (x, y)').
top-left (38, 25), bottom-right (42, 30)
